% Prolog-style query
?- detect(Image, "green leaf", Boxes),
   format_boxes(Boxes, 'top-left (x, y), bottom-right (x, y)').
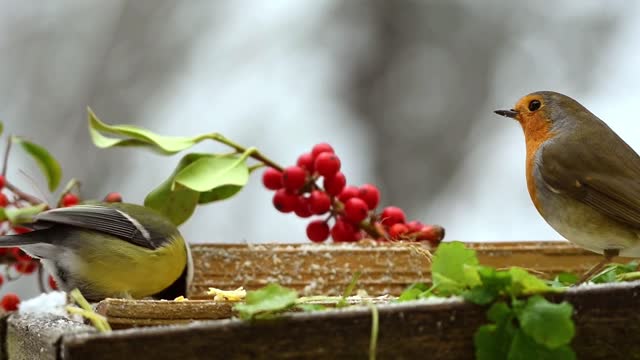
top-left (5, 204), bottom-right (48, 224)
top-left (516, 295), bottom-right (575, 349)
top-left (144, 153), bottom-right (206, 226)
top-left (475, 302), bottom-right (518, 360)
top-left (508, 267), bottom-right (551, 296)
top-left (398, 283), bottom-right (431, 302)
top-left (296, 304), bottom-right (327, 312)
top-left (556, 272), bottom-right (579, 285)
top-left (234, 283), bottom-right (299, 320)
top-left (13, 137), bottom-right (62, 192)
top-left (508, 330), bottom-right (575, 360)
top-left (198, 184), bottom-right (243, 204)
top-left (487, 301), bottom-right (513, 323)
top-left (88, 108), bottom-right (209, 155)
top-left (591, 261), bottom-right (639, 283)
top-left (174, 154), bottom-right (249, 192)
top-left (431, 241), bottom-right (479, 295)
top-left (463, 286), bottom-right (497, 305)
top-left (0, 121), bottom-right (3, 136)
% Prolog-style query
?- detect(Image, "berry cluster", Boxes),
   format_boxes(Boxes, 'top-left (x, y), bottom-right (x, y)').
top-left (0, 174), bottom-right (122, 311)
top-left (262, 143), bottom-right (445, 245)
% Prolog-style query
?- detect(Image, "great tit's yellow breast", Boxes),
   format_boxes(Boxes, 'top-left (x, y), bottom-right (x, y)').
top-left (77, 232), bottom-right (188, 299)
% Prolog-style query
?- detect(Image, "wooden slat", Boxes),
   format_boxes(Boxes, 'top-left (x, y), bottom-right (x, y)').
top-left (61, 281), bottom-right (640, 360)
top-left (187, 241), bottom-right (627, 299)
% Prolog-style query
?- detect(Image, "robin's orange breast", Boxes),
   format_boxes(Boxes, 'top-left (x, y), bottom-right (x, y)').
top-left (521, 116), bottom-right (554, 215)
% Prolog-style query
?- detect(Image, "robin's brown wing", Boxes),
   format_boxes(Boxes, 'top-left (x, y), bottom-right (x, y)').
top-left (539, 132), bottom-right (640, 230)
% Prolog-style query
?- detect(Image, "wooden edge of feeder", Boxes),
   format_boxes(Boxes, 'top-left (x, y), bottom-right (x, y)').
top-left (96, 296), bottom-right (395, 329)
top-left (58, 280), bottom-right (640, 360)
top-left (187, 240), bottom-right (633, 299)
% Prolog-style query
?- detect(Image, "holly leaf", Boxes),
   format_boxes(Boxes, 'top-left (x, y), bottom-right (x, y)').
top-left (12, 137), bottom-right (62, 192)
top-left (508, 330), bottom-right (575, 360)
top-left (5, 204), bottom-right (48, 224)
top-left (144, 153), bottom-right (207, 226)
top-left (516, 295), bottom-right (575, 349)
top-left (174, 154), bottom-right (249, 192)
top-left (234, 283), bottom-right (299, 320)
top-left (88, 108), bottom-right (209, 155)
top-left (431, 241), bottom-right (479, 295)
top-left (198, 185), bottom-right (243, 204)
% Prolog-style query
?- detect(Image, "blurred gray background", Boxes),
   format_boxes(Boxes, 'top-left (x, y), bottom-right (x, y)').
top-left (1, 0), bottom-right (637, 297)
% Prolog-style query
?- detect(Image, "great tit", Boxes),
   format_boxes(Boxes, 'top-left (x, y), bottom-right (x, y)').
top-left (0, 202), bottom-right (193, 301)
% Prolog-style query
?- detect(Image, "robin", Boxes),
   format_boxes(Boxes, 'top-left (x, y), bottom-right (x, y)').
top-left (495, 91), bottom-right (640, 282)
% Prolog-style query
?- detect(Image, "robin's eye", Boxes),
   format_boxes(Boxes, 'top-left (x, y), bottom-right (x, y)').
top-left (528, 100), bottom-right (541, 111)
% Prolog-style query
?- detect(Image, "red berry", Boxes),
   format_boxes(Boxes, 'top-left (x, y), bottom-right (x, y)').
top-left (344, 198), bottom-right (369, 223)
top-left (272, 189), bottom-right (298, 213)
top-left (380, 206), bottom-right (406, 226)
top-left (389, 223), bottom-right (409, 239)
top-left (262, 168), bottom-right (283, 190)
top-left (406, 220), bottom-right (424, 233)
top-left (417, 225), bottom-right (446, 244)
top-left (323, 172), bottom-right (346, 196)
top-left (331, 219), bottom-right (358, 242)
top-left (294, 196), bottom-right (312, 218)
top-left (282, 166), bottom-right (307, 192)
top-left (12, 226), bottom-right (31, 235)
top-left (358, 184), bottom-right (380, 210)
top-left (338, 186), bottom-right (359, 203)
top-left (104, 192), bottom-right (122, 203)
top-left (1, 293), bottom-right (20, 312)
top-left (0, 175), bottom-right (5, 189)
top-left (0, 274), bottom-right (3, 287)
top-left (306, 220), bottom-right (330, 243)
top-left (0, 193), bottom-right (8, 208)
top-left (311, 143), bottom-right (334, 159)
top-left (48, 275), bottom-right (58, 290)
top-left (14, 261), bottom-right (37, 274)
top-left (61, 193), bottom-right (79, 207)
top-left (308, 190), bottom-right (331, 215)
top-left (296, 153), bottom-right (314, 173)
top-left (314, 153), bottom-right (341, 177)
top-left (11, 248), bottom-right (31, 262)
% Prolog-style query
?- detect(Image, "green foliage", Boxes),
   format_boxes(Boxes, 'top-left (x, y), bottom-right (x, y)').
top-left (399, 241), bottom-right (576, 359)
top-left (234, 283), bottom-right (299, 320)
top-left (12, 136), bottom-right (62, 192)
top-left (88, 109), bottom-right (210, 155)
top-left (89, 111), bottom-right (256, 226)
top-left (5, 204), bottom-right (48, 224)
top-left (590, 261), bottom-right (639, 283)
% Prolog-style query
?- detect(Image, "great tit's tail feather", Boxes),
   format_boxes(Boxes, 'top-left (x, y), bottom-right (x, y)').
top-left (0, 235), bottom-right (41, 247)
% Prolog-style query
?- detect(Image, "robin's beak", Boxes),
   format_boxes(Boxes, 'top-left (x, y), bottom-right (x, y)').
top-left (494, 109), bottom-right (518, 119)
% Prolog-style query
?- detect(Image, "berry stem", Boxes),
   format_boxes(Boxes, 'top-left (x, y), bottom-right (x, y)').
top-left (207, 133), bottom-right (284, 171)
top-left (359, 220), bottom-right (384, 239)
top-left (2, 135), bottom-right (11, 177)
top-left (5, 181), bottom-right (45, 205)
top-left (1, 135), bottom-right (46, 205)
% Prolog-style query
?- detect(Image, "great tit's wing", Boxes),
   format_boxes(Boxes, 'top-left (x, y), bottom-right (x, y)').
top-left (34, 204), bottom-right (157, 249)
top-left (539, 126), bottom-right (640, 230)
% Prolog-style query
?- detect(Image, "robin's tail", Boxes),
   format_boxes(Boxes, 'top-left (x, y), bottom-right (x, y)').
top-left (0, 234), bottom-right (41, 247)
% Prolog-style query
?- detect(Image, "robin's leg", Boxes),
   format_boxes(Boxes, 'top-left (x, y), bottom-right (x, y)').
top-left (576, 248), bottom-right (619, 285)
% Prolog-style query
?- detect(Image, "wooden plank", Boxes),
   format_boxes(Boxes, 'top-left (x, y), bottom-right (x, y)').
top-left (61, 281), bottom-right (640, 360)
top-left (188, 241), bottom-right (629, 299)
